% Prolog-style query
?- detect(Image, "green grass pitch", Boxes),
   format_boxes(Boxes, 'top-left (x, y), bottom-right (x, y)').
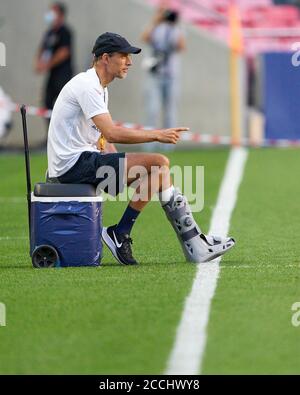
top-left (0, 148), bottom-right (299, 374)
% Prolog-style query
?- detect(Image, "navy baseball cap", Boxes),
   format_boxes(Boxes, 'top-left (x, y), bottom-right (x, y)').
top-left (92, 32), bottom-right (141, 57)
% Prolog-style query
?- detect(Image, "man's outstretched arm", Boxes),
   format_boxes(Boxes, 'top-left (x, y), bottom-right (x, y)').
top-left (92, 113), bottom-right (188, 145)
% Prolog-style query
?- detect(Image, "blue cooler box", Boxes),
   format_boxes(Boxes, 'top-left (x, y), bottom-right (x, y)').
top-left (30, 183), bottom-right (103, 267)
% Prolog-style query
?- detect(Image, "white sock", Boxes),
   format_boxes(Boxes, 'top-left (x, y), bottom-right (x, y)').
top-left (158, 185), bottom-right (175, 206)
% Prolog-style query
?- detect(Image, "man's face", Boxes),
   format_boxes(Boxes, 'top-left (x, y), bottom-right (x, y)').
top-left (107, 52), bottom-right (133, 79)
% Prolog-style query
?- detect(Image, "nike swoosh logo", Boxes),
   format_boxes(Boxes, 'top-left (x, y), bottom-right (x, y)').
top-left (113, 231), bottom-right (122, 248)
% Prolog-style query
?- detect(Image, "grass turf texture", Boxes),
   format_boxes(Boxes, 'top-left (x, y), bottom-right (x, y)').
top-left (202, 148), bottom-right (300, 374)
top-left (0, 150), bottom-right (228, 374)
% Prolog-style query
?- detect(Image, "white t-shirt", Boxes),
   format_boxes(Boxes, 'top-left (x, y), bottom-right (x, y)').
top-left (47, 67), bottom-right (109, 177)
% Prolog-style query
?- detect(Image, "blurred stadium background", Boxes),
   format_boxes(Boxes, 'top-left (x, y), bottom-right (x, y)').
top-left (1, 0), bottom-right (300, 149)
top-left (0, 0), bottom-right (300, 375)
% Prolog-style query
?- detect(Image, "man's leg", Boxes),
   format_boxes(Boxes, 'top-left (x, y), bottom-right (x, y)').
top-left (102, 153), bottom-right (171, 265)
top-left (125, 152), bottom-right (171, 208)
top-left (102, 153), bottom-right (235, 265)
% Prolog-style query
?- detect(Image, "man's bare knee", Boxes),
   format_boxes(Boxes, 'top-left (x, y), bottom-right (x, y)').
top-left (153, 154), bottom-right (170, 169)
top-left (125, 153), bottom-right (170, 178)
top-left (160, 154), bottom-right (170, 168)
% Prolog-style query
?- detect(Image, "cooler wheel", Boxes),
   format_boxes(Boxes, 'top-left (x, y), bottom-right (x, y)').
top-left (32, 245), bottom-right (59, 268)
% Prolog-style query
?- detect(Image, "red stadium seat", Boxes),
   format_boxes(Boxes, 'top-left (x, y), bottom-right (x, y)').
top-left (145, 0), bottom-right (300, 56)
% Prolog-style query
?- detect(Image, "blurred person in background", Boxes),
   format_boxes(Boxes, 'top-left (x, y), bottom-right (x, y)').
top-left (34, 2), bottom-right (73, 145)
top-left (141, 6), bottom-right (186, 149)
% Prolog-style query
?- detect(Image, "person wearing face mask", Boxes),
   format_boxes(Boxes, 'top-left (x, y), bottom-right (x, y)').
top-left (34, 2), bottom-right (73, 144)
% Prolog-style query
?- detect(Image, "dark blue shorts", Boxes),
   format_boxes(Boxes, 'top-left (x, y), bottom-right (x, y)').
top-left (58, 151), bottom-right (126, 196)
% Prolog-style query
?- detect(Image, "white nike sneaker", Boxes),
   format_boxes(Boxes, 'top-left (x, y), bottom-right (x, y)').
top-left (183, 233), bottom-right (235, 263)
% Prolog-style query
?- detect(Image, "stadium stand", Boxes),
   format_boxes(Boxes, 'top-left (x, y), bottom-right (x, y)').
top-left (146, 0), bottom-right (300, 57)
top-left (146, 0), bottom-right (300, 141)
top-left (2, 0), bottom-right (299, 147)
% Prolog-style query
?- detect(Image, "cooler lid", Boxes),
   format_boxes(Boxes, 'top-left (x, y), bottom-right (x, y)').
top-left (34, 183), bottom-right (98, 197)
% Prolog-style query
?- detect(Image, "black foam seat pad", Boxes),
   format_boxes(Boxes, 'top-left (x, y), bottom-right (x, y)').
top-left (33, 183), bottom-right (97, 197)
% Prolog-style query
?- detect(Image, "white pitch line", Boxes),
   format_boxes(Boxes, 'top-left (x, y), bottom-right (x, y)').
top-left (165, 147), bottom-right (248, 375)
top-left (220, 264), bottom-right (300, 269)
